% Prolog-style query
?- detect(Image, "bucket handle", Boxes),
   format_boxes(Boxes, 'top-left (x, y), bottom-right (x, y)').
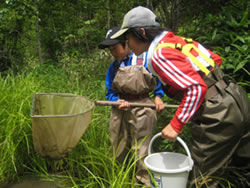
top-left (148, 133), bottom-right (194, 170)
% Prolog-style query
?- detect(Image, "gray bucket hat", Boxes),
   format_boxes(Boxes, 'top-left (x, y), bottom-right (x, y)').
top-left (111, 6), bottom-right (160, 39)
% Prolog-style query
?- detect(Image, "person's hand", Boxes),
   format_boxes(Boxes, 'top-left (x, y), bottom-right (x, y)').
top-left (117, 99), bottom-right (130, 110)
top-left (154, 96), bottom-right (165, 112)
top-left (161, 123), bottom-right (179, 141)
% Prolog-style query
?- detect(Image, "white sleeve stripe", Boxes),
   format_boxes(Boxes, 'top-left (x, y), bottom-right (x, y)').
top-left (179, 85), bottom-right (201, 123)
top-left (178, 87), bottom-right (192, 121)
top-left (186, 85), bottom-right (202, 122)
top-left (153, 49), bottom-right (192, 87)
top-left (152, 56), bottom-right (186, 88)
top-left (181, 86), bottom-right (196, 122)
top-left (158, 49), bottom-right (198, 85)
top-left (153, 48), bottom-right (203, 123)
top-left (182, 85), bottom-right (198, 122)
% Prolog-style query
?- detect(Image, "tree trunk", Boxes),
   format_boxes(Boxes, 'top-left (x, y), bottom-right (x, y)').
top-left (146, 0), bottom-right (153, 10)
top-left (36, 19), bottom-right (43, 64)
top-left (35, 0), bottom-right (43, 63)
top-left (107, 0), bottom-right (110, 29)
top-left (159, 0), bottom-right (182, 32)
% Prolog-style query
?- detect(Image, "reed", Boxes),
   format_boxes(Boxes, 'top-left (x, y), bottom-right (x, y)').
top-left (0, 64), bottom-right (144, 187)
top-left (0, 62), bottom-right (243, 187)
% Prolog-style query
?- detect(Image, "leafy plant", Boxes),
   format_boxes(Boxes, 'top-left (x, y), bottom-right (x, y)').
top-left (179, 0), bottom-right (249, 91)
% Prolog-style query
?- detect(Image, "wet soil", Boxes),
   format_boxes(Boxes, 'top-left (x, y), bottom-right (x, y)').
top-left (0, 179), bottom-right (58, 188)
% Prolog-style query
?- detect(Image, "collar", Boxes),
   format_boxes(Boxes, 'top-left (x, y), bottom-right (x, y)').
top-left (131, 52), bottom-right (147, 66)
top-left (147, 31), bottom-right (168, 75)
top-left (118, 53), bottom-right (133, 67)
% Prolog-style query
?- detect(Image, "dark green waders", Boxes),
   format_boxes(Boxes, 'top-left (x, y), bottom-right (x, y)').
top-left (189, 66), bottom-right (250, 188)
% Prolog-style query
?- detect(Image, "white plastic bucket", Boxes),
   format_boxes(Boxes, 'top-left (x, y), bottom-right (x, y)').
top-left (144, 133), bottom-right (194, 188)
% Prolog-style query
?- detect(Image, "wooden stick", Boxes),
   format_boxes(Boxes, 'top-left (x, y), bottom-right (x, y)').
top-left (95, 100), bottom-right (179, 108)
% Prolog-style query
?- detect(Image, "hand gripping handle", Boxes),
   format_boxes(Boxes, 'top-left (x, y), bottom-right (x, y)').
top-left (148, 132), bottom-right (193, 170)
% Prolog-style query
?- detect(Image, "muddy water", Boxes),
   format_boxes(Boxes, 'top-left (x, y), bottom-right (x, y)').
top-left (1, 179), bottom-right (58, 188)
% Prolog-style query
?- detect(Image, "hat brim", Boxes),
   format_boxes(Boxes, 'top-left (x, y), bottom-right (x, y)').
top-left (98, 39), bottom-right (120, 49)
top-left (110, 28), bottom-right (129, 39)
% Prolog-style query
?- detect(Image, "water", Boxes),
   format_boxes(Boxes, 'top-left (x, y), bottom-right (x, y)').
top-left (1, 179), bottom-right (58, 188)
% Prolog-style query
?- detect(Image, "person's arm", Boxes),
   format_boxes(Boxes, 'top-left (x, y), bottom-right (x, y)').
top-left (144, 51), bottom-right (165, 111)
top-left (152, 48), bottom-right (207, 137)
top-left (169, 82), bottom-right (207, 134)
top-left (153, 80), bottom-right (165, 112)
top-left (105, 62), bottom-right (119, 101)
top-left (153, 79), bottom-right (165, 98)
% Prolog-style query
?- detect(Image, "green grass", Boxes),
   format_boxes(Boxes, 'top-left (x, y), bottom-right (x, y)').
top-left (0, 62), bottom-right (147, 187)
top-left (0, 55), bottom-right (247, 187)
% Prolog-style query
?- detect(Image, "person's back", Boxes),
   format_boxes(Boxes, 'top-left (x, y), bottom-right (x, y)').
top-left (111, 6), bottom-right (250, 187)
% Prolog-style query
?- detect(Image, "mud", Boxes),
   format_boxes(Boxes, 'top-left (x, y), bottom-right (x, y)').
top-left (1, 179), bottom-right (58, 188)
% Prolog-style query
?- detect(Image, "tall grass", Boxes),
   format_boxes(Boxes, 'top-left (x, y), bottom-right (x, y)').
top-left (0, 61), bottom-right (147, 187)
top-left (0, 72), bottom-right (39, 182)
top-left (0, 53), bottom-right (246, 187)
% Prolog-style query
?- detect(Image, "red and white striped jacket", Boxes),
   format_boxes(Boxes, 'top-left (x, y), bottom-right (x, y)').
top-left (147, 31), bottom-right (222, 133)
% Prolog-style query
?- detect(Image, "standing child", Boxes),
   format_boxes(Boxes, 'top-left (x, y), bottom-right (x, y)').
top-left (99, 26), bottom-right (165, 186)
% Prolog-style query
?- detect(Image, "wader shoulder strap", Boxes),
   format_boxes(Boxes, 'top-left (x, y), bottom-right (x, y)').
top-left (155, 37), bottom-right (215, 76)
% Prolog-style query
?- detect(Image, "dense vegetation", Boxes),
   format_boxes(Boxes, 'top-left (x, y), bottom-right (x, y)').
top-left (0, 0), bottom-right (249, 88)
top-left (0, 0), bottom-right (249, 187)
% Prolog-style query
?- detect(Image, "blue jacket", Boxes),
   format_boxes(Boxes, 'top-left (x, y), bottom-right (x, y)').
top-left (105, 52), bottom-right (165, 101)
